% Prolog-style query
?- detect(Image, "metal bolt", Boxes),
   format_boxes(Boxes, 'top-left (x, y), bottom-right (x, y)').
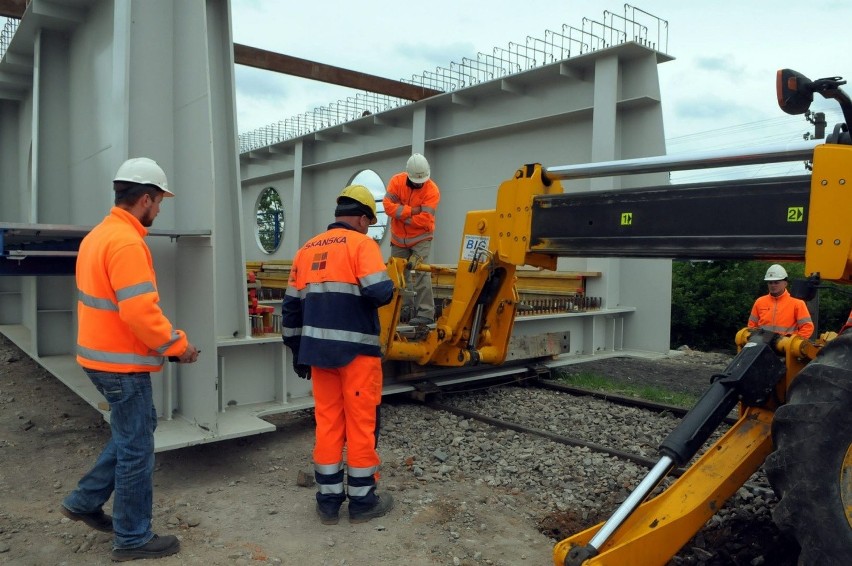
top-left (841, 179), bottom-right (847, 185)
top-left (816, 239), bottom-right (823, 245)
top-left (835, 239), bottom-right (842, 245)
top-left (821, 179), bottom-right (828, 186)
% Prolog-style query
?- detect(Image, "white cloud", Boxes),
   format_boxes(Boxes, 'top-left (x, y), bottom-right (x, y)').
top-left (231, 0), bottom-right (852, 160)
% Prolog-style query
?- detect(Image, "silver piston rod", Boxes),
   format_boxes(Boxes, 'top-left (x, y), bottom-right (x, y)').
top-left (544, 139), bottom-right (821, 181)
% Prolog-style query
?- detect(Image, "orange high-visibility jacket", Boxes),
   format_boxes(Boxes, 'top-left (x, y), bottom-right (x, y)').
top-left (382, 172), bottom-right (440, 248)
top-left (281, 222), bottom-right (394, 368)
top-left (76, 207), bottom-right (187, 373)
top-left (748, 289), bottom-right (814, 339)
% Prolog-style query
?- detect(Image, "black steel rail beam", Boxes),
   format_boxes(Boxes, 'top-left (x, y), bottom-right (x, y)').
top-left (534, 380), bottom-right (738, 426)
top-left (530, 175), bottom-right (812, 259)
top-left (429, 401), bottom-right (664, 470)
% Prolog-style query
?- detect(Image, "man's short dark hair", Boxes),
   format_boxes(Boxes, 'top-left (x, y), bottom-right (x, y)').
top-left (335, 196), bottom-right (373, 219)
top-left (114, 181), bottom-right (163, 206)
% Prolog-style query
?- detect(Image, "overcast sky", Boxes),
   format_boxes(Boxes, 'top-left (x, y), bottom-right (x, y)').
top-left (231, 0), bottom-right (852, 179)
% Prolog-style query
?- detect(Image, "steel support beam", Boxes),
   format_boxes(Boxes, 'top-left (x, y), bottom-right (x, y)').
top-left (530, 176), bottom-right (812, 260)
top-left (0, 0), bottom-right (24, 18)
top-left (1, 2), bottom-right (442, 101)
top-left (233, 43), bottom-right (441, 101)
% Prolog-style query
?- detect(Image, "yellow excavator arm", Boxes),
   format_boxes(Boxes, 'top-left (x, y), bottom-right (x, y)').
top-left (378, 68), bottom-right (852, 565)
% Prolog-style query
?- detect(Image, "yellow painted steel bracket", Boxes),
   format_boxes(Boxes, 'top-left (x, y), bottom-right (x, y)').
top-left (806, 144), bottom-right (852, 281)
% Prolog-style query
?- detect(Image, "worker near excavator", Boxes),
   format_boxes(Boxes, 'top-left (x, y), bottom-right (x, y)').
top-left (282, 184), bottom-right (395, 525)
top-left (62, 157), bottom-right (199, 562)
top-left (383, 152), bottom-right (440, 325)
top-left (748, 263), bottom-right (814, 339)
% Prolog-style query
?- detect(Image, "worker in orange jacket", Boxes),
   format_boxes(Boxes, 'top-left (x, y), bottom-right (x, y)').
top-left (62, 158), bottom-right (199, 562)
top-left (383, 153), bottom-right (440, 325)
top-left (748, 264), bottom-right (814, 339)
top-left (282, 185), bottom-right (395, 525)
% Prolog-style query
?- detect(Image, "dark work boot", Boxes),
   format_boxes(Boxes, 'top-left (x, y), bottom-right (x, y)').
top-left (348, 492), bottom-right (394, 524)
top-left (111, 534), bottom-right (180, 562)
top-left (316, 502), bottom-right (340, 525)
top-left (315, 495), bottom-right (344, 525)
top-left (59, 505), bottom-right (113, 533)
top-left (315, 466), bottom-right (345, 525)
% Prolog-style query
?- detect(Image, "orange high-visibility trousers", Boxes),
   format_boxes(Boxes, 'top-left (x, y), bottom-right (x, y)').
top-left (311, 354), bottom-right (382, 469)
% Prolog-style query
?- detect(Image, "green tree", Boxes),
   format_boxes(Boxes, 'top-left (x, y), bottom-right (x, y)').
top-left (256, 188), bottom-right (284, 253)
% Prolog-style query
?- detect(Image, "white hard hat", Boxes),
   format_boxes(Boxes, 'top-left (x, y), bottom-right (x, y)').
top-left (764, 264), bottom-right (788, 281)
top-left (113, 157), bottom-right (174, 197)
top-left (406, 153), bottom-right (430, 184)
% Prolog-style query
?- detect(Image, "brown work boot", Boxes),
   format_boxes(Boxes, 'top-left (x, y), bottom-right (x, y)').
top-left (59, 505), bottom-right (113, 533)
top-left (348, 492), bottom-right (394, 524)
top-left (111, 534), bottom-right (180, 562)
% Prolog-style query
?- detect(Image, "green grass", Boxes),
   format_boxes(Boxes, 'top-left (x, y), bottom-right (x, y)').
top-left (556, 370), bottom-right (698, 408)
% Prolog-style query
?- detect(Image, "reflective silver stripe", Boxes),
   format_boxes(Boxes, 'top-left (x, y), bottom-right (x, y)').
top-left (395, 232), bottom-right (433, 247)
top-left (420, 205), bottom-right (436, 215)
top-left (393, 208), bottom-right (404, 219)
top-left (318, 482), bottom-right (344, 495)
top-left (302, 326), bottom-right (380, 346)
top-left (155, 331), bottom-right (182, 355)
top-left (797, 317), bottom-right (813, 325)
top-left (307, 281), bottom-right (361, 296)
top-left (385, 193), bottom-right (400, 204)
top-left (748, 314), bottom-right (759, 323)
top-left (282, 328), bottom-right (301, 338)
top-left (347, 465), bottom-right (378, 477)
top-left (347, 485), bottom-right (373, 497)
top-left (77, 345), bottom-right (164, 366)
top-left (78, 290), bottom-right (118, 311)
top-left (115, 281), bottom-right (156, 302)
top-left (315, 462), bottom-right (343, 474)
top-left (360, 270), bottom-right (391, 287)
top-left (761, 325), bottom-right (795, 334)
top-left (285, 287), bottom-right (300, 298)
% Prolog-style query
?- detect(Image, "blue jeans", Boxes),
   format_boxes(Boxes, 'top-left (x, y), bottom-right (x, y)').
top-left (62, 370), bottom-right (157, 549)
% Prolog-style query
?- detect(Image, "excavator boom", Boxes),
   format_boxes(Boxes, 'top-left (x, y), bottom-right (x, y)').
top-left (373, 68), bottom-right (852, 564)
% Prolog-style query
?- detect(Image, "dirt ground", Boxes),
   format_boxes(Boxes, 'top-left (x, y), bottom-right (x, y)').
top-left (0, 337), bottom-right (731, 566)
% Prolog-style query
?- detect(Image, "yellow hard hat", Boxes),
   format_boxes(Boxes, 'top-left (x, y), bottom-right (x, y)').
top-left (337, 184), bottom-right (378, 225)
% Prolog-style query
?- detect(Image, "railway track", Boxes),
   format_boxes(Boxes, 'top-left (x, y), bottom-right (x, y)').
top-left (423, 377), bottom-right (734, 477)
top-left (381, 373), bottom-right (788, 565)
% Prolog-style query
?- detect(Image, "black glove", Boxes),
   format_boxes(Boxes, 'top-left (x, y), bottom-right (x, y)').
top-left (294, 362), bottom-right (311, 380)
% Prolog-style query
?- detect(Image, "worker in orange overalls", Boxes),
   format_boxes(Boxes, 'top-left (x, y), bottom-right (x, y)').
top-left (282, 185), bottom-right (395, 525)
top-left (383, 153), bottom-right (440, 325)
top-left (62, 157), bottom-right (199, 562)
top-left (748, 263), bottom-right (814, 339)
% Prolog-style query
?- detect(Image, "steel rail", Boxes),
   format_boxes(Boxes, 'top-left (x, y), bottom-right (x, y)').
top-left (534, 380), bottom-right (739, 426)
top-left (428, 401), bottom-right (666, 471)
top-left (544, 139), bottom-right (821, 180)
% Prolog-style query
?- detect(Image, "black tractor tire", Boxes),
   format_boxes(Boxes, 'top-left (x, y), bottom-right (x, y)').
top-left (765, 331), bottom-right (852, 565)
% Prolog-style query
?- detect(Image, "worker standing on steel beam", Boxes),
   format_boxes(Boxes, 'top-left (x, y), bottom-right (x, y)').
top-left (282, 185), bottom-right (395, 525)
top-left (383, 153), bottom-right (441, 325)
top-left (61, 157), bottom-right (199, 562)
top-left (748, 263), bottom-right (815, 338)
